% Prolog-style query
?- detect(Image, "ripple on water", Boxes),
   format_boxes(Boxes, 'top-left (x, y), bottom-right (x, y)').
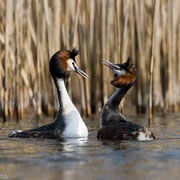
top-left (0, 114), bottom-right (180, 180)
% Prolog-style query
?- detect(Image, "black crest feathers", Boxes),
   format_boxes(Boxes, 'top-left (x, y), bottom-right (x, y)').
top-left (70, 48), bottom-right (79, 60)
top-left (125, 57), bottom-right (133, 68)
top-left (124, 57), bottom-right (137, 73)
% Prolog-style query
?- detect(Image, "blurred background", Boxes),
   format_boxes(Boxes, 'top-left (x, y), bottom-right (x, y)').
top-left (0, 0), bottom-right (180, 120)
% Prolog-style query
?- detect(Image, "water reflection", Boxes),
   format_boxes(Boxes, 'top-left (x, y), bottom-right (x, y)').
top-left (1, 114), bottom-right (180, 179)
top-left (99, 140), bottom-right (131, 151)
top-left (58, 138), bottom-right (88, 152)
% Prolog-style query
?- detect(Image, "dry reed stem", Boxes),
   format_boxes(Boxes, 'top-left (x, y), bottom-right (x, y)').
top-left (149, 0), bottom-right (157, 125)
top-left (0, 0), bottom-right (179, 120)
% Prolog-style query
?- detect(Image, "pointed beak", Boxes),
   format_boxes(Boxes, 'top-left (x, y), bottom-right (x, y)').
top-left (101, 60), bottom-right (119, 70)
top-left (75, 67), bottom-right (89, 79)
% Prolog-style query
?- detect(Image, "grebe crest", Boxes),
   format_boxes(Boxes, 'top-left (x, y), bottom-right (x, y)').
top-left (9, 48), bottom-right (88, 139)
top-left (98, 58), bottom-right (155, 141)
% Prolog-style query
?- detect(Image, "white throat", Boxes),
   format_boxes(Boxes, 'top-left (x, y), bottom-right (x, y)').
top-left (56, 78), bottom-right (76, 111)
top-left (56, 78), bottom-right (88, 138)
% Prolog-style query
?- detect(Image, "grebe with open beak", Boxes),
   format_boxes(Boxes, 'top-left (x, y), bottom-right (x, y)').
top-left (97, 58), bottom-right (155, 141)
top-left (9, 48), bottom-right (88, 138)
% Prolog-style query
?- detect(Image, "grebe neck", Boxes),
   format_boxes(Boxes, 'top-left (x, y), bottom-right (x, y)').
top-left (105, 85), bottom-right (131, 110)
top-left (54, 77), bottom-right (88, 138)
top-left (53, 77), bottom-right (77, 127)
top-left (55, 77), bottom-right (76, 110)
top-left (100, 85), bottom-right (132, 127)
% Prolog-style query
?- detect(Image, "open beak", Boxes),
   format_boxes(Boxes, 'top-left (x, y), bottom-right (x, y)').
top-left (72, 62), bottom-right (89, 79)
top-left (101, 60), bottom-right (119, 70)
top-left (75, 67), bottom-right (89, 79)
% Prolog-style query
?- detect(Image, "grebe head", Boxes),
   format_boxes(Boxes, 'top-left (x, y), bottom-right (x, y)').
top-left (102, 57), bottom-right (137, 88)
top-left (49, 48), bottom-right (89, 79)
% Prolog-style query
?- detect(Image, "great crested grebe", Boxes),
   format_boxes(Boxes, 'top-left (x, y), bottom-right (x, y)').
top-left (97, 58), bottom-right (155, 141)
top-left (9, 48), bottom-right (88, 138)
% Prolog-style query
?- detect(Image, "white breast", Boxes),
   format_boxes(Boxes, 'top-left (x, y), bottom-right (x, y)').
top-left (56, 78), bottom-right (88, 138)
top-left (62, 110), bottom-right (88, 138)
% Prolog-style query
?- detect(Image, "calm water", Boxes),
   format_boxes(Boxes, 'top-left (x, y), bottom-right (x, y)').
top-left (1, 114), bottom-right (180, 180)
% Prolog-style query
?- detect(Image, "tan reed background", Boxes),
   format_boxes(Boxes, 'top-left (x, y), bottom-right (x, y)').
top-left (0, 0), bottom-right (180, 120)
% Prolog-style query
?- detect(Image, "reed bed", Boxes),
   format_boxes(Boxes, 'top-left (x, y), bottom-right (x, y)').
top-left (0, 0), bottom-right (180, 120)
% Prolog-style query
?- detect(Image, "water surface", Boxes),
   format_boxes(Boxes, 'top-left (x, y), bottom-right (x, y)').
top-left (1, 114), bottom-right (180, 180)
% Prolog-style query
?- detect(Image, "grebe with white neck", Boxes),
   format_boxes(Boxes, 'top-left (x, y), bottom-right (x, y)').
top-left (9, 48), bottom-right (88, 138)
top-left (97, 58), bottom-right (155, 141)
